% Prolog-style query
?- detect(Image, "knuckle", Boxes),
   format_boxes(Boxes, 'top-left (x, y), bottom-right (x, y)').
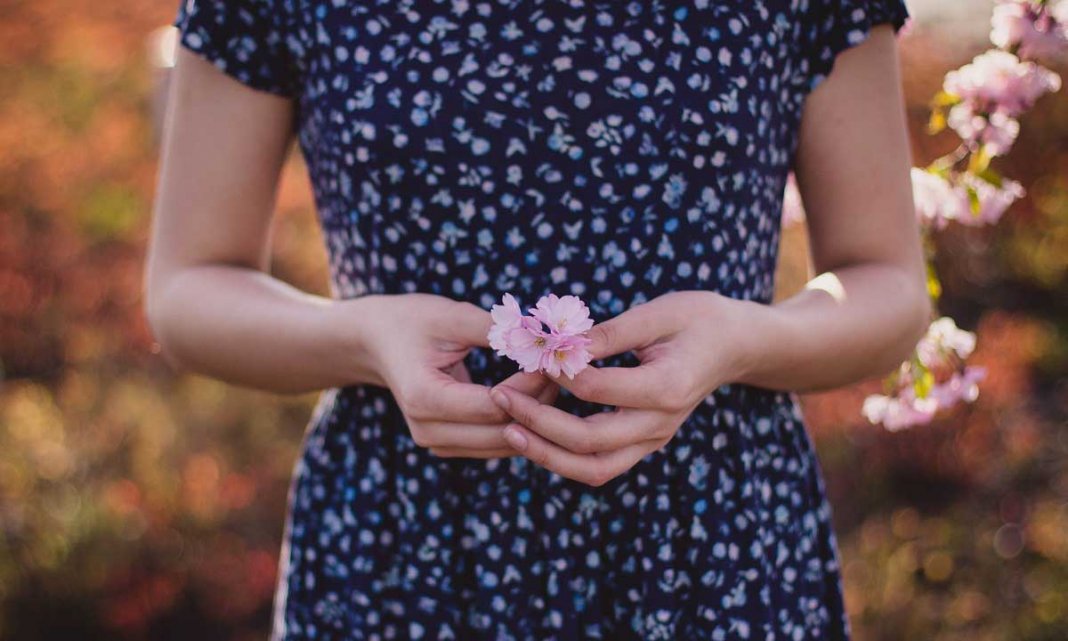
top-left (397, 385), bottom-right (428, 418)
top-left (408, 424), bottom-right (434, 448)
top-left (585, 466), bottom-right (612, 487)
top-left (451, 300), bottom-right (488, 327)
top-left (589, 323), bottom-right (616, 355)
top-left (528, 445), bottom-right (551, 468)
top-left (516, 401), bottom-right (541, 427)
top-left (571, 376), bottom-right (602, 402)
top-left (653, 422), bottom-right (676, 441)
top-left (572, 431), bottom-right (600, 455)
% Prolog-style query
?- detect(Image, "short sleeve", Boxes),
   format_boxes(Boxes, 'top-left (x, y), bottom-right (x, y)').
top-left (173, 0), bottom-right (299, 97)
top-left (803, 0), bottom-right (911, 94)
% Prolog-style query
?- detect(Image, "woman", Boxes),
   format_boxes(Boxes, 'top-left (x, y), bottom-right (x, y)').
top-left (145, 0), bottom-right (928, 639)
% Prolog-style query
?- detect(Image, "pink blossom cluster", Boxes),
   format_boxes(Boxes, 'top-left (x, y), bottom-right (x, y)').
top-left (991, 0), bottom-right (1068, 60)
top-left (942, 48), bottom-right (1061, 156)
top-left (911, 167), bottom-right (1025, 229)
top-left (861, 1), bottom-right (1067, 430)
top-left (487, 293), bottom-right (594, 379)
top-left (862, 367), bottom-right (986, 431)
top-left (863, 318), bottom-right (987, 431)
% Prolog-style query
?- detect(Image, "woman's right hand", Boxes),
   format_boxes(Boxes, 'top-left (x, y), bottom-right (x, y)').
top-left (351, 293), bottom-right (559, 459)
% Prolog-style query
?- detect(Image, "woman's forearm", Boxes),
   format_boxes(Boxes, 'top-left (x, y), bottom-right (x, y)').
top-left (144, 264), bottom-right (383, 394)
top-left (728, 261), bottom-right (931, 393)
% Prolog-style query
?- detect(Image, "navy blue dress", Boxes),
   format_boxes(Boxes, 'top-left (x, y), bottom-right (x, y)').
top-left (173, 1), bottom-right (909, 639)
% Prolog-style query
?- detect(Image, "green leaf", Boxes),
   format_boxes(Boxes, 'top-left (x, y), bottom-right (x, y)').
top-left (966, 184), bottom-right (982, 216)
top-left (975, 165), bottom-right (1004, 188)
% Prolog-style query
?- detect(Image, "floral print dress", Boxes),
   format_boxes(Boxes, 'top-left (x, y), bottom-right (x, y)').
top-left (173, 0), bottom-right (909, 639)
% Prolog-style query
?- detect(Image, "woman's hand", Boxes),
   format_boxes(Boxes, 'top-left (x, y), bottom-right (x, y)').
top-left (358, 293), bottom-right (560, 459)
top-left (488, 290), bottom-right (752, 485)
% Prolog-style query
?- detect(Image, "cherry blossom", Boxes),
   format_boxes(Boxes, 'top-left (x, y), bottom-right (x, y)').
top-left (796, 3), bottom-right (1067, 428)
top-left (917, 317), bottom-right (977, 366)
top-left (991, 0), bottom-right (1068, 60)
top-left (946, 103), bottom-right (1020, 155)
top-left (862, 390), bottom-right (939, 431)
top-left (958, 173), bottom-right (1026, 226)
top-left (488, 293), bottom-right (595, 379)
top-left (911, 168), bottom-right (965, 229)
top-left (943, 50), bottom-right (1061, 117)
top-left (529, 293), bottom-right (594, 336)
top-left (488, 292), bottom-right (524, 357)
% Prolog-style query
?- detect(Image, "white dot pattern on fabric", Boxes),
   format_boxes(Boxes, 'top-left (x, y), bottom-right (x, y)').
top-left (173, 0), bottom-right (909, 639)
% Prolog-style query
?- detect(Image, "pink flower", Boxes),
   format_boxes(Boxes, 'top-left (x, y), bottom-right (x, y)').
top-left (863, 365), bottom-right (984, 431)
top-left (946, 103), bottom-right (1020, 155)
top-left (911, 168), bottom-right (1024, 229)
top-left (917, 317), bottom-right (977, 367)
top-left (529, 293), bottom-right (594, 336)
top-left (487, 292), bottom-right (595, 379)
top-left (488, 292), bottom-right (524, 356)
top-left (958, 173), bottom-right (1025, 226)
top-left (505, 321), bottom-right (555, 373)
top-left (943, 50), bottom-right (1061, 117)
top-left (540, 332), bottom-right (594, 379)
top-left (912, 168), bottom-right (966, 229)
top-left (862, 391), bottom-right (939, 431)
top-left (991, 0), bottom-right (1068, 60)
top-left (929, 367), bottom-right (987, 408)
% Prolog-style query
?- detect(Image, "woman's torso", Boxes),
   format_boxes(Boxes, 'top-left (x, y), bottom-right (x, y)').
top-left (244, 2), bottom-right (851, 638)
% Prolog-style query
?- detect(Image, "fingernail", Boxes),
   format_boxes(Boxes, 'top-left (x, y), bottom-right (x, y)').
top-left (490, 388), bottom-right (510, 410)
top-left (503, 425), bottom-right (528, 451)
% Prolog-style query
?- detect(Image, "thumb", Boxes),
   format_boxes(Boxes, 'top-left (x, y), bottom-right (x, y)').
top-left (437, 300), bottom-right (494, 349)
top-left (586, 302), bottom-right (675, 360)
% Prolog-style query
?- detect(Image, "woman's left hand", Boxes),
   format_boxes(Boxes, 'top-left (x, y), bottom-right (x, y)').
top-left (488, 290), bottom-right (754, 486)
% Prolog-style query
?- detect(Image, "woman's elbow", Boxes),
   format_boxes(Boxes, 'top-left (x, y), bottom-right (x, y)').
top-left (889, 268), bottom-right (934, 367)
top-left (142, 276), bottom-right (190, 374)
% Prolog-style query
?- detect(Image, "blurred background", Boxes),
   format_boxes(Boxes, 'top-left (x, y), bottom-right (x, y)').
top-left (0, 1), bottom-right (1066, 639)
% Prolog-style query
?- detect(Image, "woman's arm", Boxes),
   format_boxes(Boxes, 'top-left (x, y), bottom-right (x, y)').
top-left (731, 22), bottom-right (931, 391)
top-left (487, 25), bottom-right (931, 485)
top-left (145, 47), bottom-right (555, 457)
top-left (144, 47), bottom-right (376, 393)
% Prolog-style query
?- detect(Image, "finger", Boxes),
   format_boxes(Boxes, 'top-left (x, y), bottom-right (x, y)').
top-left (429, 447), bottom-right (517, 459)
top-left (490, 384), bottom-right (663, 454)
top-left (438, 300), bottom-right (494, 349)
top-left (497, 369), bottom-right (553, 398)
top-left (586, 303), bottom-right (679, 360)
top-left (504, 382), bottom-right (662, 452)
top-left (547, 360), bottom-right (691, 410)
top-left (489, 383), bottom-right (591, 447)
top-left (568, 407), bottom-right (671, 453)
top-left (409, 369), bottom-right (509, 424)
top-left (535, 379), bottom-right (560, 406)
top-left (408, 420), bottom-right (511, 450)
top-left (501, 422), bottom-right (654, 487)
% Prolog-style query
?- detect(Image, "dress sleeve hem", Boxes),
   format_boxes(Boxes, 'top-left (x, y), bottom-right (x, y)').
top-left (171, 2), bottom-right (299, 99)
top-left (806, 2), bottom-right (911, 95)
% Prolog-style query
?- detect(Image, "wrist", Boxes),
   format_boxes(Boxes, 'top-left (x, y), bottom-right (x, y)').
top-left (713, 294), bottom-right (786, 389)
top-left (320, 294), bottom-right (388, 387)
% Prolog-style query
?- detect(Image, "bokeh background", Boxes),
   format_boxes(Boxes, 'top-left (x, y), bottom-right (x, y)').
top-left (1, 1), bottom-right (1066, 639)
